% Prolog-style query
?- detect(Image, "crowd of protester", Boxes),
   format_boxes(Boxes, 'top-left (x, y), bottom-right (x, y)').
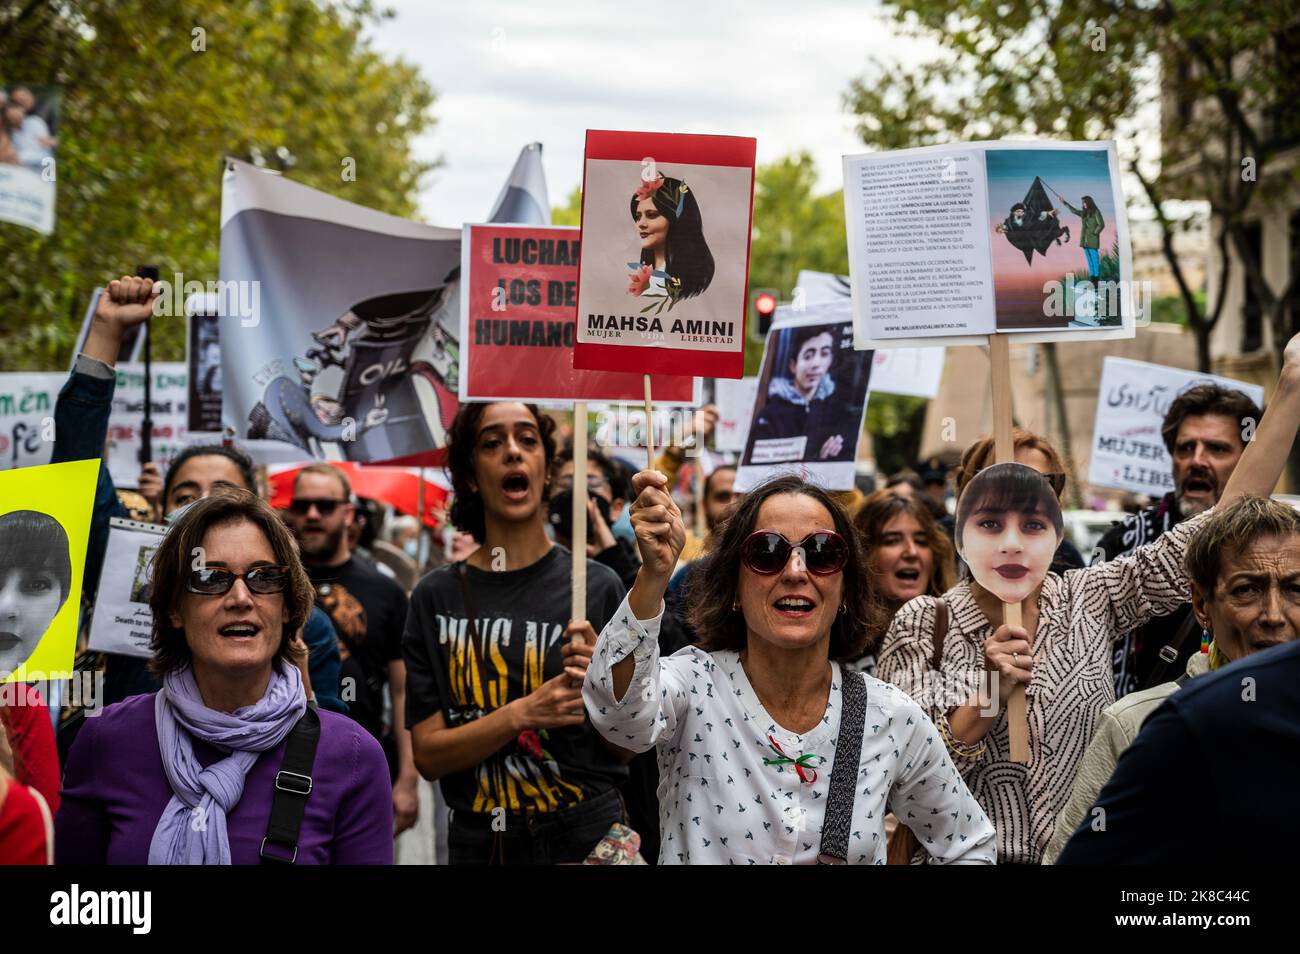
top-left (3, 274), bottom-right (1299, 865)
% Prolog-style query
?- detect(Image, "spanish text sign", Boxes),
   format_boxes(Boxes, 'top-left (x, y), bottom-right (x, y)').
top-left (573, 130), bottom-right (756, 379)
top-left (460, 224), bottom-right (697, 405)
top-left (1088, 357), bottom-right (1264, 494)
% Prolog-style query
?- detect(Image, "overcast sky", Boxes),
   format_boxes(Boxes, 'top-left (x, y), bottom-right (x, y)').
top-left (364, 1), bottom-right (937, 225)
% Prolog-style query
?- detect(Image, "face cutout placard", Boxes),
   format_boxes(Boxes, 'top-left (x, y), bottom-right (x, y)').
top-left (0, 459), bottom-right (98, 682)
top-left (955, 462), bottom-right (1064, 605)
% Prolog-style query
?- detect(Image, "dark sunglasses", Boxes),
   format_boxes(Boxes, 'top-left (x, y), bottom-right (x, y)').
top-left (186, 565), bottom-right (290, 596)
top-left (741, 530), bottom-right (849, 576)
top-left (289, 498), bottom-right (346, 517)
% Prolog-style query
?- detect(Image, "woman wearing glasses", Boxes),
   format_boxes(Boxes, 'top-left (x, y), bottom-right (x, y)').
top-left (56, 492), bottom-right (393, 864)
top-left (876, 357), bottom-right (1300, 864)
top-left (583, 471), bottom-right (996, 864)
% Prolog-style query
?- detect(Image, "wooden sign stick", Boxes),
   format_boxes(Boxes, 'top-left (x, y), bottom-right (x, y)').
top-left (644, 374), bottom-right (656, 470)
top-left (571, 402), bottom-right (588, 642)
top-left (989, 334), bottom-right (1031, 763)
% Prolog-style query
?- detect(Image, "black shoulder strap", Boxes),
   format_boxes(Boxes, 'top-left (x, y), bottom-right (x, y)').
top-left (260, 706), bottom-right (322, 864)
top-left (818, 669), bottom-right (867, 865)
top-left (1139, 611), bottom-right (1201, 691)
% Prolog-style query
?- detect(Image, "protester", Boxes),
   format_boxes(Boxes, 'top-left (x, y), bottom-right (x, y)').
top-left (1094, 383), bottom-right (1261, 697)
top-left (584, 471), bottom-right (997, 864)
top-left (49, 277), bottom-right (344, 716)
top-left (0, 762), bottom-right (53, 865)
top-left (281, 463), bottom-right (419, 835)
top-left (1043, 494), bottom-right (1300, 863)
top-left (551, 445), bottom-right (640, 590)
top-left (955, 428), bottom-right (1083, 575)
top-left (1057, 638), bottom-right (1300, 864)
top-left (56, 492), bottom-right (393, 864)
top-left (0, 684), bottom-right (60, 814)
top-left (849, 488), bottom-right (956, 674)
top-left (403, 401), bottom-right (629, 864)
top-left (876, 334), bottom-right (1300, 864)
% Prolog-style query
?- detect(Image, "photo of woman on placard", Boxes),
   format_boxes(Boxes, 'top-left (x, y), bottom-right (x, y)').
top-left (626, 172), bottom-right (714, 314)
top-left (0, 510), bottom-right (72, 677)
top-left (748, 324), bottom-right (854, 463)
top-left (954, 463), bottom-right (1063, 605)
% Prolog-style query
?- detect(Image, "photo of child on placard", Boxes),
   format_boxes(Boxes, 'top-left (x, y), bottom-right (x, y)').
top-left (0, 510), bottom-right (72, 678)
top-left (954, 462), bottom-right (1064, 604)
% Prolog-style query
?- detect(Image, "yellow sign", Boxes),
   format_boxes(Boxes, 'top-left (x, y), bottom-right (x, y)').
top-left (0, 458), bottom-right (99, 683)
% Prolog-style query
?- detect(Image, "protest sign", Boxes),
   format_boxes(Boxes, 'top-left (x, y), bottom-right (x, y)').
top-left (713, 376), bottom-right (758, 452)
top-left (0, 373), bottom-right (62, 470)
top-left (843, 140), bottom-right (1136, 350)
top-left (573, 130), bottom-right (756, 379)
top-left (794, 269), bottom-right (944, 398)
top-left (0, 84), bottom-right (60, 235)
top-left (459, 223), bottom-right (698, 405)
top-left (187, 307), bottom-right (223, 434)
top-left (1088, 357), bottom-right (1264, 495)
top-left (70, 288), bottom-right (144, 370)
top-left (107, 362), bottom-right (190, 489)
top-left (85, 517), bottom-right (167, 660)
top-left (0, 459), bottom-right (98, 682)
top-left (735, 304), bottom-right (872, 493)
top-left (219, 158), bottom-right (462, 466)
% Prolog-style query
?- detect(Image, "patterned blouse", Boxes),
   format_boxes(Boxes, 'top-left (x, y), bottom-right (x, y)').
top-left (584, 596), bottom-right (997, 865)
top-left (876, 509), bottom-right (1210, 864)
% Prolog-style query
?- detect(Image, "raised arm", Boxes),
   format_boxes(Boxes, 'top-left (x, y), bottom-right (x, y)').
top-left (1218, 331), bottom-right (1300, 507)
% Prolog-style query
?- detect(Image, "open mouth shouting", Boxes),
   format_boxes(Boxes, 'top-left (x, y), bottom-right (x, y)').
top-left (502, 470), bottom-right (532, 503)
top-left (218, 620), bottom-right (262, 640)
top-left (1180, 472), bottom-right (1217, 498)
top-left (773, 594), bottom-right (817, 619)
top-left (894, 567), bottom-right (921, 585)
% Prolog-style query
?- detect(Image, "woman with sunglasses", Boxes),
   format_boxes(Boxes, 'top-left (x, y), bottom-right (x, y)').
top-left (56, 492), bottom-right (393, 864)
top-left (583, 471), bottom-right (996, 864)
top-left (876, 345), bottom-right (1300, 864)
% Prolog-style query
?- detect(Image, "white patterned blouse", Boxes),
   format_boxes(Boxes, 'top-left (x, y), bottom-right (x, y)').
top-left (584, 596), bottom-right (997, 865)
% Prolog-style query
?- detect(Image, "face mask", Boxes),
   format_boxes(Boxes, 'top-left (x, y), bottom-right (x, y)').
top-left (164, 500), bottom-right (198, 526)
top-left (403, 538), bottom-right (419, 558)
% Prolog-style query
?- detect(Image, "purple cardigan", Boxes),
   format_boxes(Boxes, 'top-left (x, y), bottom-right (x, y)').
top-left (56, 694), bottom-right (394, 864)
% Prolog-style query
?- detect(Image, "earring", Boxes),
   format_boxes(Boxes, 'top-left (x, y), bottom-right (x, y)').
top-left (731, 600), bottom-right (739, 612)
top-left (1200, 628), bottom-right (1212, 653)
top-left (838, 603), bottom-right (847, 615)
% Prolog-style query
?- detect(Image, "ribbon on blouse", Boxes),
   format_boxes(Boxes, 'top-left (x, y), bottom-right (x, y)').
top-left (762, 735), bottom-right (821, 784)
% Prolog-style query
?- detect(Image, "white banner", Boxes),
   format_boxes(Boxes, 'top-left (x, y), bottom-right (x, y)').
top-left (713, 376), bottom-right (758, 451)
top-left (1088, 357), bottom-right (1264, 494)
top-left (107, 362), bottom-right (191, 489)
top-left (0, 373), bottom-right (62, 470)
top-left (87, 518), bottom-right (166, 659)
top-left (0, 163), bottom-right (55, 235)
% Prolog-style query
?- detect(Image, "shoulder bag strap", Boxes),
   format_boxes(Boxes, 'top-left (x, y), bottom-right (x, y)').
top-left (817, 669), bottom-right (868, 865)
top-left (1139, 610), bottom-right (1201, 691)
top-left (260, 706), bottom-right (322, 864)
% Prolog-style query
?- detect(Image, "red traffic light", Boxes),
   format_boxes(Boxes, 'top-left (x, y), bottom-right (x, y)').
top-left (754, 292), bottom-right (777, 316)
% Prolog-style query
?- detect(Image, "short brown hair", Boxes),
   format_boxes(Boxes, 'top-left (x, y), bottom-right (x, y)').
top-left (688, 474), bottom-right (885, 662)
top-left (293, 462), bottom-right (352, 501)
top-left (854, 488), bottom-right (957, 600)
top-left (1185, 495), bottom-right (1300, 597)
top-left (148, 490), bottom-right (317, 674)
top-left (955, 428), bottom-right (1067, 502)
top-left (1160, 384), bottom-right (1261, 456)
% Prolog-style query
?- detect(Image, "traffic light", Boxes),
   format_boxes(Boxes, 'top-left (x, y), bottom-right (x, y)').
top-left (750, 288), bottom-right (779, 339)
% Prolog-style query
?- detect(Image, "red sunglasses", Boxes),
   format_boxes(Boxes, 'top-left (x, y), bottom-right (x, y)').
top-left (741, 530), bottom-right (849, 576)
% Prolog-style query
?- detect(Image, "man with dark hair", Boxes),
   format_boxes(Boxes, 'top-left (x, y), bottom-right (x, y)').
top-left (1094, 383), bottom-right (1263, 696)
top-left (281, 462), bottom-right (420, 835)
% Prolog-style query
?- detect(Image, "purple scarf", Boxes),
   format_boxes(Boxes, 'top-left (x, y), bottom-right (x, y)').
top-left (149, 663), bottom-right (306, 865)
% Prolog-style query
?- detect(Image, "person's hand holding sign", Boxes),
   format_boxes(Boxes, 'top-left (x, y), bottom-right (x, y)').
top-left (627, 469), bottom-right (685, 622)
top-left (819, 434), bottom-right (845, 459)
top-left (983, 623), bottom-right (1034, 704)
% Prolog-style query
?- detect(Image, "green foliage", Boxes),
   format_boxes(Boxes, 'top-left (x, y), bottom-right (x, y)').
top-left (0, 0), bottom-right (440, 370)
top-left (551, 185), bottom-right (582, 226)
top-left (866, 393), bottom-right (928, 476)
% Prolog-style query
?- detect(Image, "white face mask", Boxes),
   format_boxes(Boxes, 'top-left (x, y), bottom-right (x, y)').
top-left (403, 538), bottom-right (419, 558)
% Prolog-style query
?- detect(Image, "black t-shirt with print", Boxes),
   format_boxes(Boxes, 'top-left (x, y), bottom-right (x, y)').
top-left (308, 557), bottom-right (409, 741)
top-left (402, 545), bottom-right (628, 816)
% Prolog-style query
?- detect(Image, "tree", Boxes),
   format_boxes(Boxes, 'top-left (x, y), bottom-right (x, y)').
top-left (844, 0), bottom-right (1300, 376)
top-left (552, 185), bottom-right (581, 226)
top-left (0, 0), bottom-right (439, 369)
